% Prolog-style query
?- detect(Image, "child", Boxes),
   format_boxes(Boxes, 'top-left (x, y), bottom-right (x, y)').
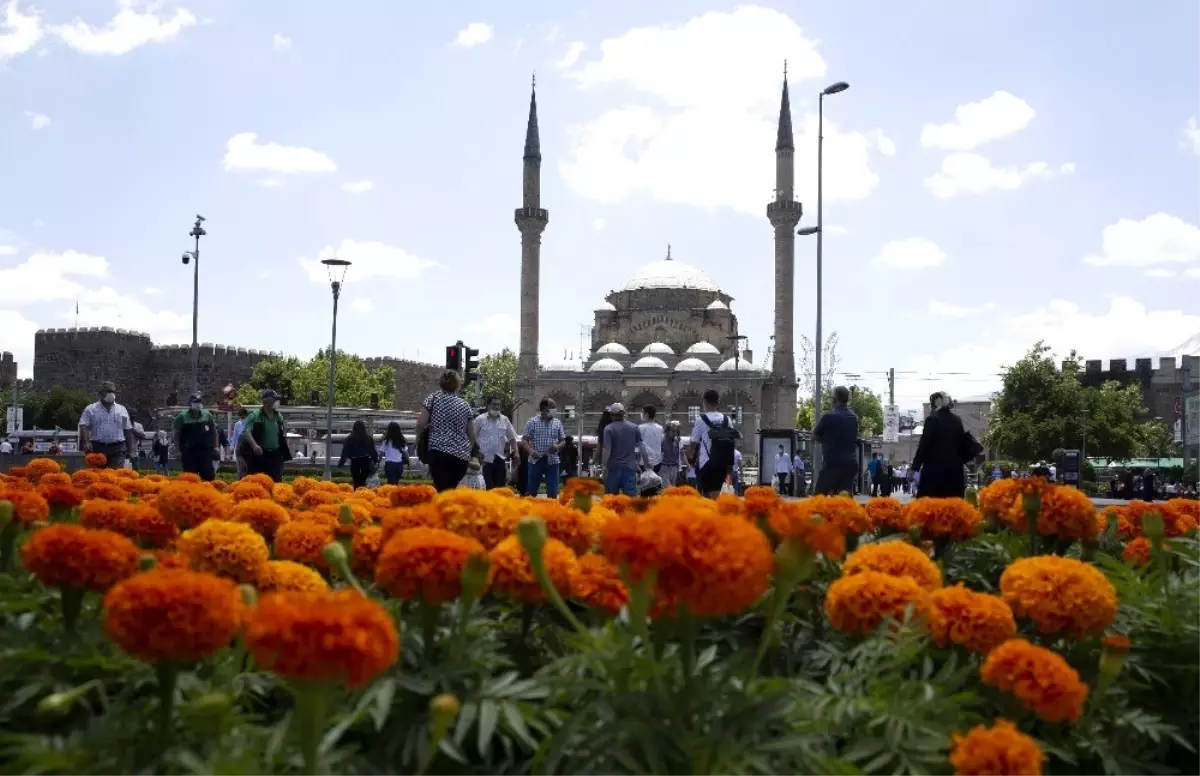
top-left (459, 455), bottom-right (486, 490)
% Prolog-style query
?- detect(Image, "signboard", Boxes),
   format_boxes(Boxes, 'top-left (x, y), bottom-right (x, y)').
top-left (1187, 394), bottom-right (1199, 447)
top-left (5, 406), bottom-right (22, 433)
top-left (1060, 449), bottom-right (1081, 486)
top-left (1175, 419), bottom-right (1183, 444)
top-left (898, 413), bottom-right (917, 433)
top-left (883, 405), bottom-right (900, 443)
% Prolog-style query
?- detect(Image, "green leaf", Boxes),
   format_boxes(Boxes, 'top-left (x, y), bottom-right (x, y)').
top-left (477, 698), bottom-right (498, 757)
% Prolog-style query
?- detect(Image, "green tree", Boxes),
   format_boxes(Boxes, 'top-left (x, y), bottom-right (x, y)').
top-left (1085, 380), bottom-right (1148, 460)
top-left (1137, 418), bottom-right (1183, 459)
top-left (477, 348), bottom-right (517, 415)
top-left (1, 386), bottom-right (91, 433)
top-left (794, 385), bottom-right (885, 436)
top-left (234, 351), bottom-right (394, 408)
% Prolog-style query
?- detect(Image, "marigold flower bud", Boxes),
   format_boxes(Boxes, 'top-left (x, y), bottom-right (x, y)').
top-left (238, 583), bottom-right (258, 608)
top-left (516, 516), bottom-right (548, 553)
top-left (0, 500), bottom-right (12, 529)
top-left (321, 540), bottom-right (349, 567)
top-left (461, 552), bottom-right (491, 604)
top-left (430, 693), bottom-right (460, 721)
top-left (138, 553), bottom-right (158, 571)
top-left (34, 691), bottom-right (75, 724)
top-left (1141, 512), bottom-right (1165, 542)
top-left (338, 504), bottom-right (354, 525)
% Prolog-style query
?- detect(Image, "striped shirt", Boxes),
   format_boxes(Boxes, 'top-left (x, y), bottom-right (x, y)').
top-left (79, 401), bottom-right (132, 444)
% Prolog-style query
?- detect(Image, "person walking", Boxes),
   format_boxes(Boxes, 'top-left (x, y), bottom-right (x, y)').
top-left (521, 397), bottom-right (566, 498)
top-left (773, 444), bottom-right (792, 494)
top-left (792, 450), bottom-right (806, 496)
top-left (380, 422), bottom-right (409, 485)
top-left (912, 391), bottom-right (980, 499)
top-left (417, 370), bottom-right (477, 492)
top-left (338, 420), bottom-right (380, 489)
top-left (601, 403), bottom-right (643, 496)
top-left (238, 389), bottom-right (293, 483)
top-left (172, 392), bottom-right (220, 481)
top-left (473, 396), bottom-right (517, 489)
top-left (152, 429), bottom-right (170, 474)
top-left (687, 389), bottom-right (740, 498)
top-left (231, 408), bottom-right (249, 479)
top-left (867, 453), bottom-right (883, 496)
top-left (560, 436), bottom-right (579, 482)
top-left (78, 380), bottom-right (136, 470)
top-left (638, 405), bottom-right (664, 473)
top-left (659, 421), bottom-right (683, 487)
top-left (812, 385), bottom-right (859, 496)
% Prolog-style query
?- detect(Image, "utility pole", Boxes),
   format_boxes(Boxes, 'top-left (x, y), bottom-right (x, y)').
top-left (1183, 357), bottom-right (1193, 476)
top-left (888, 367), bottom-right (895, 407)
top-left (182, 215), bottom-right (206, 396)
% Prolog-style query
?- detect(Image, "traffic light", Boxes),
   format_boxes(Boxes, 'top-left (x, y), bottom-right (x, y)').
top-left (445, 343), bottom-right (462, 371)
top-left (464, 347), bottom-right (480, 386)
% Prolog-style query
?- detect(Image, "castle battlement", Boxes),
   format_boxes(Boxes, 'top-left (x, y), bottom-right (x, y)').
top-left (35, 326), bottom-right (152, 341)
top-left (362, 356), bottom-right (442, 370)
top-left (1067, 354), bottom-right (1198, 383)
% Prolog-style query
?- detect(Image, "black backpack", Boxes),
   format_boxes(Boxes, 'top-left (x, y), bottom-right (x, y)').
top-left (700, 414), bottom-right (737, 470)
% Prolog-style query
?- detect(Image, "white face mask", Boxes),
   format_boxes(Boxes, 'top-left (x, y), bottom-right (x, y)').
top-left (190, 402), bottom-right (202, 411)
top-left (488, 408), bottom-right (500, 418)
top-left (102, 392), bottom-right (115, 405)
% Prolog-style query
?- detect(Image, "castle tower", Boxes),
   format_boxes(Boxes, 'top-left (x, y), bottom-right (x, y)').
top-left (765, 69), bottom-right (802, 429)
top-left (515, 78), bottom-right (549, 424)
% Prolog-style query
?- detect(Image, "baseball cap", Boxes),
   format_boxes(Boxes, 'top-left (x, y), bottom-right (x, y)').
top-left (261, 389), bottom-right (281, 402)
top-left (609, 402), bottom-right (625, 414)
top-left (188, 391), bottom-right (202, 403)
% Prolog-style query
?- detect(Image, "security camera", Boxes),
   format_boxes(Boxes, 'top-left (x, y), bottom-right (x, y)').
top-left (196, 214), bottom-right (206, 222)
top-left (182, 252), bottom-right (191, 265)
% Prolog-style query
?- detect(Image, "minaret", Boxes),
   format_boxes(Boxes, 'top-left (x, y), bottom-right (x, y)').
top-left (515, 76), bottom-right (549, 423)
top-left (765, 65), bottom-right (802, 429)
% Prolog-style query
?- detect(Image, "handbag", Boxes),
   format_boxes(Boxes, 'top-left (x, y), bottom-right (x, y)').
top-left (417, 393), bottom-right (438, 460)
top-left (960, 430), bottom-right (983, 462)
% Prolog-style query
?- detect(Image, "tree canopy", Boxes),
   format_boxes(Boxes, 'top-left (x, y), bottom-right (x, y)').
top-left (795, 385), bottom-right (885, 436)
top-left (477, 348), bottom-right (517, 415)
top-left (234, 350), bottom-right (395, 409)
top-left (1, 386), bottom-right (92, 434)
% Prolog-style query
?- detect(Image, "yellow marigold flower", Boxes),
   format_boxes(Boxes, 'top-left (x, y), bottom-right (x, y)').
top-left (572, 553), bottom-right (628, 616)
top-left (490, 534), bottom-right (577, 604)
top-left (389, 483), bottom-right (437, 506)
top-left (157, 481), bottom-right (229, 529)
top-left (85, 482), bottom-right (129, 502)
top-left (352, 525), bottom-right (384, 580)
top-left (928, 584), bottom-right (1016, 655)
top-left (793, 495), bottom-right (872, 535)
top-left (243, 589), bottom-right (399, 688)
top-left (439, 490), bottom-right (522, 549)
top-left (273, 520), bottom-right (335, 570)
top-left (904, 498), bottom-right (982, 541)
top-left (842, 541), bottom-right (942, 591)
top-left (376, 527), bottom-right (488, 604)
top-left (271, 483), bottom-right (298, 507)
top-left (84, 452), bottom-right (109, 469)
top-left (520, 499), bottom-right (592, 554)
top-left (1122, 537), bottom-right (1151, 567)
top-left (379, 503), bottom-right (445, 542)
top-left (229, 498), bottom-right (291, 540)
top-left (80, 499), bottom-right (132, 533)
top-left (24, 457), bottom-right (62, 483)
top-left (21, 524), bottom-right (140, 591)
top-left (767, 500), bottom-right (846, 559)
top-left (866, 497), bottom-right (907, 532)
top-left (229, 481), bottom-right (271, 503)
top-left (1, 488), bottom-right (49, 526)
top-left (949, 719), bottom-right (1045, 776)
top-left (105, 569), bottom-right (243, 663)
top-left (824, 571), bottom-right (928, 637)
top-left (177, 520), bottom-right (270, 584)
top-left (980, 639), bottom-right (1088, 724)
top-left (999, 556), bottom-right (1116, 638)
top-left (256, 559), bottom-right (329, 593)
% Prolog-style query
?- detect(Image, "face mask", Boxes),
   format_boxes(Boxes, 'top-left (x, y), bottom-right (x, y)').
top-left (265, 400), bottom-right (278, 410)
top-left (190, 402), bottom-right (202, 411)
top-left (102, 392), bottom-right (115, 404)
top-left (488, 409), bottom-right (500, 418)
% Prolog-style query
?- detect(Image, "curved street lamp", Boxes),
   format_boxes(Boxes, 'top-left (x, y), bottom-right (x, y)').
top-left (321, 258), bottom-right (351, 480)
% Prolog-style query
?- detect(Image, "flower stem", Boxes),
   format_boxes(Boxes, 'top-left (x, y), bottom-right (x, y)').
top-left (60, 587), bottom-right (84, 633)
top-left (291, 682), bottom-right (332, 776)
top-left (420, 599), bottom-right (439, 665)
top-left (749, 540), bottom-right (813, 680)
top-left (0, 506), bottom-right (18, 573)
top-left (155, 661), bottom-right (179, 739)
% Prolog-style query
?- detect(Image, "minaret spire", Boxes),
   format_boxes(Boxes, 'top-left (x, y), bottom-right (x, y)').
top-left (524, 74), bottom-right (541, 162)
top-left (515, 78), bottom-right (550, 428)
top-left (765, 63), bottom-right (801, 430)
top-left (776, 65), bottom-right (794, 152)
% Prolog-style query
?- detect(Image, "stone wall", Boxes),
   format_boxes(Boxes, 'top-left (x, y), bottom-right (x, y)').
top-left (0, 351), bottom-right (15, 391)
top-left (362, 357), bottom-right (446, 411)
top-left (147, 343), bottom-right (277, 411)
top-left (594, 288), bottom-right (738, 356)
top-left (1073, 356), bottom-right (1197, 422)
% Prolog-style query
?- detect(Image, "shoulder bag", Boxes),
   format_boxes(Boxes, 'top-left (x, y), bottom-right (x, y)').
top-left (417, 393), bottom-right (438, 460)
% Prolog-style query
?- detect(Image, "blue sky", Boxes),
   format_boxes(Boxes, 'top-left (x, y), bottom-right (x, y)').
top-left (1, 0), bottom-right (1198, 410)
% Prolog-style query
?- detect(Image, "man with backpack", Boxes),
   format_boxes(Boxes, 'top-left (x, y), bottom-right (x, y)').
top-left (687, 389), bottom-right (741, 498)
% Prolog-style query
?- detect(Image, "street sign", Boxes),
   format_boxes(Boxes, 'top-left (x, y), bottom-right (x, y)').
top-left (5, 406), bottom-right (23, 433)
top-left (1186, 394), bottom-right (1199, 446)
top-left (883, 405), bottom-right (899, 443)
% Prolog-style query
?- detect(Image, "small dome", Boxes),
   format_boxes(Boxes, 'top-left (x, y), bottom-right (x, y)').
top-left (717, 357), bottom-right (759, 372)
top-left (596, 301), bottom-right (616, 311)
top-left (640, 342), bottom-right (675, 355)
top-left (674, 357), bottom-right (713, 372)
top-left (542, 361), bottom-right (582, 373)
top-left (595, 342), bottom-right (630, 355)
top-left (589, 357), bottom-right (625, 373)
top-left (685, 341), bottom-right (721, 355)
top-left (706, 299), bottom-right (729, 310)
top-left (632, 356), bottom-right (670, 370)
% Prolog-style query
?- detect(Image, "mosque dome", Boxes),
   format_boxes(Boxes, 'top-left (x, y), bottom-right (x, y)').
top-left (595, 342), bottom-right (630, 355)
top-left (589, 358), bottom-right (625, 373)
top-left (631, 356), bottom-right (670, 370)
top-left (542, 361), bottom-right (582, 373)
top-left (717, 357), bottom-right (760, 372)
top-left (674, 357), bottom-right (713, 372)
top-left (706, 299), bottom-right (729, 310)
top-left (640, 342), bottom-right (675, 355)
top-left (619, 254), bottom-right (721, 293)
top-left (596, 301), bottom-right (616, 311)
top-left (685, 341), bottom-right (721, 355)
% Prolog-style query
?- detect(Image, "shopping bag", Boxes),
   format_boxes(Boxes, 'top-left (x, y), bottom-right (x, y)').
top-left (366, 472), bottom-right (381, 489)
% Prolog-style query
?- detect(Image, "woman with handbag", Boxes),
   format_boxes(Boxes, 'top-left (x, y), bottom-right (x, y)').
top-left (911, 392), bottom-right (981, 499)
top-left (338, 420), bottom-right (380, 489)
top-left (416, 370), bottom-right (478, 492)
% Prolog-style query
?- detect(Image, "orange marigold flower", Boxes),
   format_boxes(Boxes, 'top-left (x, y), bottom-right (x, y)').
top-left (84, 452), bottom-right (109, 469)
top-left (300, 489), bottom-right (339, 508)
top-left (767, 500), bottom-right (846, 559)
top-left (669, 508), bottom-right (772, 617)
top-left (490, 486), bottom-right (516, 497)
top-left (928, 584), bottom-right (1017, 655)
top-left (313, 502), bottom-right (373, 537)
top-left (104, 569), bottom-right (243, 663)
top-left (825, 571), bottom-right (928, 636)
top-left (866, 497), bottom-right (907, 532)
top-left (572, 553), bottom-right (628, 615)
top-left (842, 541), bottom-right (942, 591)
top-left (792, 494), bottom-right (872, 535)
top-left (490, 534), bottom-right (578, 604)
top-left (256, 559), bottom-right (329, 593)
top-left (273, 520), bottom-right (335, 570)
top-left (599, 493), bottom-right (632, 515)
top-left (243, 589), bottom-right (399, 688)
top-left (352, 525), bottom-right (384, 580)
top-left (439, 490), bottom-right (522, 549)
top-left (379, 503), bottom-right (445, 542)
top-left (291, 508), bottom-right (338, 529)
top-left (70, 469), bottom-right (101, 488)
top-left (949, 719), bottom-right (1045, 776)
top-left (240, 473), bottom-right (275, 490)
top-left (1122, 537), bottom-right (1151, 567)
top-left (25, 457), bottom-right (62, 483)
top-left (177, 472), bottom-right (202, 483)
top-left (2, 488), bottom-right (49, 526)
top-left (271, 483), bottom-right (299, 507)
top-left (904, 498), bottom-right (983, 541)
top-left (85, 482), bottom-right (129, 502)
top-left (80, 499), bottom-right (132, 533)
top-left (157, 481), bottom-right (229, 529)
top-left (1101, 633), bottom-right (1131, 653)
top-left (1160, 498), bottom-right (1199, 537)
top-left (230, 498), bottom-right (291, 540)
top-left (999, 556), bottom-right (1116, 638)
top-left (229, 481), bottom-right (271, 503)
top-left (290, 476), bottom-right (320, 495)
top-left (977, 478), bottom-right (1023, 523)
top-left (1036, 485), bottom-right (1100, 542)
top-left (375, 527), bottom-right (488, 604)
top-left (38, 472), bottom-right (71, 487)
top-left (124, 502), bottom-right (180, 548)
top-left (520, 499), bottom-right (593, 554)
top-left (146, 549), bottom-right (190, 570)
top-left (177, 520), bottom-right (270, 584)
top-left (21, 524), bottom-right (140, 591)
top-left (558, 477), bottom-right (603, 504)
top-left (662, 485), bottom-right (701, 498)
top-left (7, 466), bottom-right (27, 479)
top-left (742, 485), bottom-right (780, 517)
top-left (715, 492), bottom-right (746, 517)
top-left (600, 506), bottom-right (687, 585)
top-left (980, 639), bottom-right (1089, 724)
top-left (390, 483), bottom-right (437, 507)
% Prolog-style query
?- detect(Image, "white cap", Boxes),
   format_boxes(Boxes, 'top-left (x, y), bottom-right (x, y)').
top-left (609, 402), bottom-right (625, 414)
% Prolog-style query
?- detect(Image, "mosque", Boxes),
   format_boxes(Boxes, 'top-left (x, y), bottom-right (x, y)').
top-left (512, 74), bottom-right (806, 447)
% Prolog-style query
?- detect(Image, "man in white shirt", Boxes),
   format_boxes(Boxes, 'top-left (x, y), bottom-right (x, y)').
top-left (687, 389), bottom-right (741, 498)
top-left (0, 439), bottom-right (12, 454)
top-left (638, 405), bottom-right (664, 473)
top-left (773, 445), bottom-right (792, 494)
top-left (474, 396), bottom-right (518, 489)
top-left (792, 451), bottom-right (805, 496)
top-left (78, 380), bottom-right (136, 470)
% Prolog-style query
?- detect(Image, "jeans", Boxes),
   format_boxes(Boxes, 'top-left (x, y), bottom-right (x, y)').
top-left (604, 466), bottom-right (637, 496)
top-left (482, 457), bottom-right (509, 489)
top-left (776, 473), bottom-right (789, 493)
top-left (384, 460), bottom-right (405, 485)
top-left (526, 456), bottom-right (559, 498)
top-left (658, 464), bottom-right (680, 487)
top-left (815, 463), bottom-right (858, 496)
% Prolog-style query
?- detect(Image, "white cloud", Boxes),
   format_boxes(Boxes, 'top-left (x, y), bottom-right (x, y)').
top-left (1183, 118), bottom-right (1200, 155)
top-left (871, 238), bottom-right (946, 270)
top-left (142, 286), bottom-right (163, 295)
top-left (466, 313), bottom-right (518, 336)
top-left (272, 32), bottom-right (291, 51)
top-left (1187, 267), bottom-right (1200, 278)
top-left (69, 286), bottom-right (190, 339)
top-left (925, 153), bottom-right (1074, 198)
top-left (0, 309), bottom-right (39, 377)
top-left (453, 22), bottom-right (492, 48)
top-left (555, 41), bottom-right (585, 68)
top-left (513, 38), bottom-right (524, 55)
top-left (920, 91), bottom-right (1036, 151)
top-left (558, 6), bottom-right (893, 216)
top-left (52, 0), bottom-right (197, 55)
top-left (222, 133), bottom-right (336, 175)
top-left (24, 110), bottom-right (49, 130)
top-left (1082, 213), bottom-right (1200, 270)
top-left (350, 298), bottom-right (373, 314)
top-left (910, 300), bottom-right (996, 319)
top-left (1144, 268), bottom-right (1175, 279)
top-left (298, 239), bottom-right (442, 284)
top-left (258, 178), bottom-right (284, 188)
top-left (0, 249), bottom-right (109, 305)
top-left (341, 180), bottom-right (374, 194)
top-left (0, 0), bottom-right (43, 61)
top-left (592, 217), bottom-right (605, 231)
top-left (0, 244), bottom-right (16, 256)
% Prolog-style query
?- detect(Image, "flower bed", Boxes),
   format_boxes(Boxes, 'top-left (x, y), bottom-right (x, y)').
top-left (0, 461), bottom-right (1196, 775)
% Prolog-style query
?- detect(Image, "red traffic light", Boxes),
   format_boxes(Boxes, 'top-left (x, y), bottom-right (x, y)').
top-left (448, 348), bottom-right (458, 358)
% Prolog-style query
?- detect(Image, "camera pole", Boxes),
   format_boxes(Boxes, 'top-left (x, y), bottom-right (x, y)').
top-left (185, 215), bottom-right (206, 396)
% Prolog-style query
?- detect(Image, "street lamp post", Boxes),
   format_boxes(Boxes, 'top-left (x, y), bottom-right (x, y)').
top-left (181, 215), bottom-right (207, 395)
top-left (321, 258), bottom-right (352, 481)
